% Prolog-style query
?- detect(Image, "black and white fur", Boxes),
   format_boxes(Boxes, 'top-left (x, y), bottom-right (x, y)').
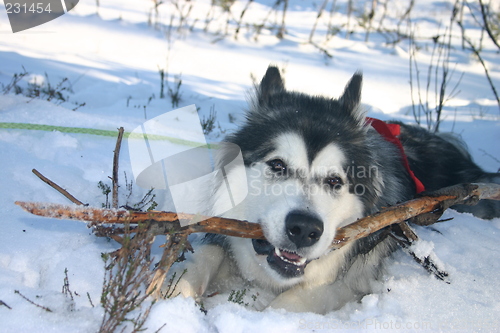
top-left (164, 66), bottom-right (500, 314)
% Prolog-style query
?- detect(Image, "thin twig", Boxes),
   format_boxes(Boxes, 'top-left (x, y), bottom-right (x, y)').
top-left (112, 127), bottom-right (125, 209)
top-left (478, 0), bottom-right (500, 51)
top-left (87, 292), bottom-right (95, 308)
top-left (0, 300), bottom-right (12, 310)
top-left (154, 323), bottom-right (167, 333)
top-left (277, 0), bottom-right (289, 39)
top-left (309, 0), bottom-right (329, 42)
top-left (309, 41), bottom-right (333, 58)
top-left (459, 28), bottom-right (500, 111)
top-left (32, 169), bottom-right (86, 206)
top-left (234, 0), bottom-right (254, 40)
top-left (364, 0), bottom-right (378, 42)
top-left (14, 290), bottom-right (52, 312)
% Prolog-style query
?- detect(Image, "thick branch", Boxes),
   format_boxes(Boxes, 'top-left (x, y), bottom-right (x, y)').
top-left (15, 183), bottom-right (500, 250)
top-left (14, 202), bottom-right (265, 240)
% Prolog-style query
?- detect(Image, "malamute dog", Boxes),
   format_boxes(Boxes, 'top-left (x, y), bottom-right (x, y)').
top-left (165, 66), bottom-right (499, 314)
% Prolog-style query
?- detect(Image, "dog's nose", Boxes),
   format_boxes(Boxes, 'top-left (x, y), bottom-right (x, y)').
top-left (285, 211), bottom-right (324, 248)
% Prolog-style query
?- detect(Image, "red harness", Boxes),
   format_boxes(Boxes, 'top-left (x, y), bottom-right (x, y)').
top-left (366, 117), bottom-right (425, 194)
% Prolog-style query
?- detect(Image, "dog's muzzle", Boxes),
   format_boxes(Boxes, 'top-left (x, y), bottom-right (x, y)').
top-left (252, 211), bottom-right (324, 278)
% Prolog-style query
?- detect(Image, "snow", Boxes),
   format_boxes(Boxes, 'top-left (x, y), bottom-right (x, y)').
top-left (0, 0), bottom-right (499, 331)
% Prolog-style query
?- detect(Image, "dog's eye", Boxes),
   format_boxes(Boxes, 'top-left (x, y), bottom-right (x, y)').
top-left (267, 159), bottom-right (287, 174)
top-left (325, 177), bottom-right (343, 189)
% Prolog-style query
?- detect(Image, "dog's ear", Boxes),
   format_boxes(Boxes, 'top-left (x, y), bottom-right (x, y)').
top-left (257, 66), bottom-right (285, 106)
top-left (339, 72), bottom-right (364, 121)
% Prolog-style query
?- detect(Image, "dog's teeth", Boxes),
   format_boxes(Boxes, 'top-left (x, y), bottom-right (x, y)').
top-left (276, 248), bottom-right (306, 266)
top-left (289, 257), bottom-right (306, 266)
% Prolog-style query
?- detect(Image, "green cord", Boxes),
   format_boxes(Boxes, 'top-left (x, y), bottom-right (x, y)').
top-left (0, 122), bottom-right (205, 147)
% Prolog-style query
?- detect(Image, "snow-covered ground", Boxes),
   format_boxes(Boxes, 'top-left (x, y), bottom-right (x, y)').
top-left (0, 0), bottom-right (499, 331)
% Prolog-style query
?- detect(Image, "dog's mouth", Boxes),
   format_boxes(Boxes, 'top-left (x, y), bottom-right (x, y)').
top-left (252, 239), bottom-right (308, 278)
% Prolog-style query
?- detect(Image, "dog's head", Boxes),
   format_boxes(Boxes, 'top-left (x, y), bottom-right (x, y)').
top-left (214, 66), bottom-right (383, 289)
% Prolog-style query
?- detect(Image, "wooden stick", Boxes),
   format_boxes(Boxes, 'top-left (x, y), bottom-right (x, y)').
top-left (112, 127), bottom-right (124, 209)
top-left (32, 169), bottom-right (86, 206)
top-left (331, 182), bottom-right (500, 249)
top-left (15, 183), bottom-right (500, 250)
top-left (14, 202), bottom-right (265, 240)
top-left (330, 194), bottom-right (455, 249)
top-left (15, 182), bottom-right (500, 295)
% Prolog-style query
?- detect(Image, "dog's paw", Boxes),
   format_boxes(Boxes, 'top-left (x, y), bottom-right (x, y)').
top-left (267, 293), bottom-right (310, 313)
top-left (163, 277), bottom-right (204, 305)
top-left (165, 277), bottom-right (199, 300)
top-left (267, 283), bottom-right (349, 314)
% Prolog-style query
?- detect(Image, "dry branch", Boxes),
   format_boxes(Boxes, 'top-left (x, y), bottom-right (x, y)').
top-left (390, 221), bottom-right (450, 282)
top-left (0, 300), bottom-right (12, 310)
top-left (15, 183), bottom-right (500, 250)
top-left (112, 127), bottom-right (124, 209)
top-left (147, 232), bottom-right (191, 298)
top-left (32, 169), bottom-right (86, 206)
top-left (14, 290), bottom-right (52, 312)
top-left (14, 182), bottom-right (500, 296)
top-left (14, 202), bottom-right (265, 239)
top-left (478, 0), bottom-right (500, 51)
